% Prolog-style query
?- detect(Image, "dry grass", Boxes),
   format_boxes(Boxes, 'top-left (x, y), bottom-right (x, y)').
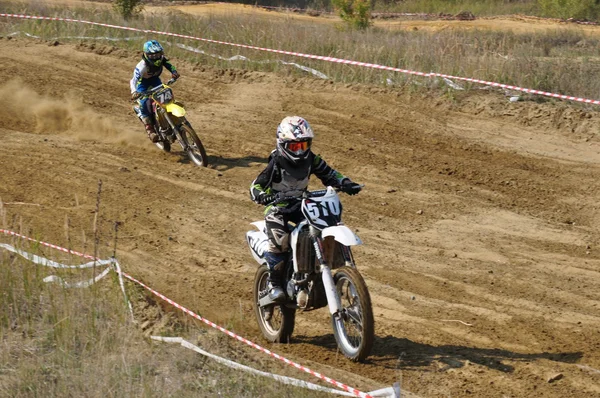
top-left (0, 214), bottom-right (331, 398)
top-left (2, 0), bottom-right (600, 103)
top-left (369, 0), bottom-right (539, 16)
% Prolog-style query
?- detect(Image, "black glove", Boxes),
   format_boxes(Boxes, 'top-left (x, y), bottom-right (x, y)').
top-left (340, 180), bottom-right (362, 196)
top-left (131, 91), bottom-right (141, 101)
top-left (257, 193), bottom-right (279, 205)
top-left (171, 71), bottom-right (180, 80)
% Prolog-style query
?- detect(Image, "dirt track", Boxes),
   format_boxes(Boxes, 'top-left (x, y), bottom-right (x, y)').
top-left (2, 8), bottom-right (600, 397)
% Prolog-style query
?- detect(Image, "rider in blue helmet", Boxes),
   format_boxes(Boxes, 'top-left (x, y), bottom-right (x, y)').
top-left (130, 40), bottom-right (180, 143)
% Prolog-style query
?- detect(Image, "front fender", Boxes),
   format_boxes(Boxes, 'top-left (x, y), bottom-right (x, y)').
top-left (165, 102), bottom-right (186, 117)
top-left (322, 225), bottom-right (362, 246)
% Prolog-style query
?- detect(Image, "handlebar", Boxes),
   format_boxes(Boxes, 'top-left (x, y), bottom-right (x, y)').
top-left (266, 185), bottom-right (363, 207)
top-left (273, 188), bottom-right (331, 204)
top-left (133, 77), bottom-right (179, 100)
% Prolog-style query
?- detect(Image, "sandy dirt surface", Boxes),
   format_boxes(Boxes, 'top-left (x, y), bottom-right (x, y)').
top-left (376, 15), bottom-right (600, 36)
top-left (2, 3), bottom-right (600, 398)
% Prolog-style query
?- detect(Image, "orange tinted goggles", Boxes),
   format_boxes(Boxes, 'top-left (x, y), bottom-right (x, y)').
top-left (288, 141), bottom-right (309, 152)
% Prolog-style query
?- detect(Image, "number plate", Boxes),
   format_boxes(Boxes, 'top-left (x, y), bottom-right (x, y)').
top-left (154, 88), bottom-right (173, 105)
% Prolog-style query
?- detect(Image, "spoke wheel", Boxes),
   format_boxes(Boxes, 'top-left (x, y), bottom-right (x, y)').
top-left (331, 267), bottom-right (374, 362)
top-left (179, 122), bottom-right (208, 167)
top-left (253, 265), bottom-right (295, 343)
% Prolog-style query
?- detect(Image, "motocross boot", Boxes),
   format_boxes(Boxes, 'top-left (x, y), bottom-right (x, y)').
top-left (141, 116), bottom-right (159, 143)
top-left (267, 275), bottom-right (285, 303)
top-left (265, 252), bottom-right (286, 303)
top-left (264, 274), bottom-right (284, 322)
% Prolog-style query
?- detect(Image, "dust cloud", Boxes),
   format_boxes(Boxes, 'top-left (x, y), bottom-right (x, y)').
top-left (0, 79), bottom-right (141, 145)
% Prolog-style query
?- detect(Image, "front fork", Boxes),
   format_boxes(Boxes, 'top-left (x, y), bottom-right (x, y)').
top-left (311, 226), bottom-right (342, 316)
top-left (154, 107), bottom-right (169, 133)
top-left (160, 109), bottom-right (189, 149)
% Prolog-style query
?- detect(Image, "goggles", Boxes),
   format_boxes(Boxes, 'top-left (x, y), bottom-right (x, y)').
top-left (287, 141), bottom-right (310, 153)
top-left (146, 51), bottom-right (163, 61)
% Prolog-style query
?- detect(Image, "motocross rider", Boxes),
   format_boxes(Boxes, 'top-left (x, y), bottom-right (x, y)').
top-left (130, 40), bottom-right (180, 143)
top-left (250, 116), bottom-right (362, 302)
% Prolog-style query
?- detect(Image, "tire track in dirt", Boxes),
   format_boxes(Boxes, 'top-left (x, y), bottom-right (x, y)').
top-left (2, 38), bottom-right (600, 397)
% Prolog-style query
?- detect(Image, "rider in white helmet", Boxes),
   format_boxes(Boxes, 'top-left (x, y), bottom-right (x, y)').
top-left (250, 116), bottom-right (362, 302)
top-left (130, 40), bottom-right (180, 143)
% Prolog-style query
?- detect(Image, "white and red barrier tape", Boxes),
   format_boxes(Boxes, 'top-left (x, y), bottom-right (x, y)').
top-left (5, 31), bottom-right (330, 79)
top-left (0, 242), bottom-right (113, 287)
top-left (120, 270), bottom-right (374, 398)
top-left (2, 13), bottom-right (600, 105)
top-left (0, 230), bottom-right (134, 315)
top-left (0, 242), bottom-right (110, 269)
top-left (0, 228), bottom-right (98, 260)
top-left (0, 229), bottom-right (379, 397)
top-left (152, 336), bottom-right (400, 396)
top-left (152, 336), bottom-right (376, 397)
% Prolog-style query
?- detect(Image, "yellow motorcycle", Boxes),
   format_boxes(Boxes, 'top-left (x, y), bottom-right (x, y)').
top-left (134, 78), bottom-right (208, 167)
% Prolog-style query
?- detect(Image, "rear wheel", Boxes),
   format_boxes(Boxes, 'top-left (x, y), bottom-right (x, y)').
top-left (253, 265), bottom-right (295, 343)
top-left (179, 122), bottom-right (208, 167)
top-left (331, 266), bottom-right (374, 362)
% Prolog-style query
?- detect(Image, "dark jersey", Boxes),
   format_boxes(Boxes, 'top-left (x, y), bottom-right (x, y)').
top-left (250, 150), bottom-right (347, 204)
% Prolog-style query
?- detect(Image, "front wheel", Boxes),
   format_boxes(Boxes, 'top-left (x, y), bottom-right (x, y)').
top-left (178, 122), bottom-right (208, 167)
top-left (331, 266), bottom-right (374, 362)
top-left (253, 264), bottom-right (296, 343)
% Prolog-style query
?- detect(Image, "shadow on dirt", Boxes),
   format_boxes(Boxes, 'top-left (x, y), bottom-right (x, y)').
top-left (168, 152), bottom-right (267, 169)
top-left (295, 334), bottom-right (583, 372)
top-left (205, 155), bottom-right (268, 171)
top-left (173, 153), bottom-right (267, 169)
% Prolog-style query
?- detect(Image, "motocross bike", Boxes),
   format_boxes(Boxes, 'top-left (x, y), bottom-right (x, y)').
top-left (133, 78), bottom-right (208, 167)
top-left (246, 186), bottom-right (374, 362)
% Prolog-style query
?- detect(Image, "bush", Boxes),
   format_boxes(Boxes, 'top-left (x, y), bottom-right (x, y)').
top-left (113, 0), bottom-right (144, 20)
top-left (332, 0), bottom-right (373, 29)
top-left (537, 0), bottom-right (600, 21)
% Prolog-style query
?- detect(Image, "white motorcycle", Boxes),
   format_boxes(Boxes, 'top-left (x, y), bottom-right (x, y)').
top-left (246, 187), bottom-right (374, 362)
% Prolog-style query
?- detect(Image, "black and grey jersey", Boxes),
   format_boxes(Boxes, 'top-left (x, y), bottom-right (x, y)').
top-left (250, 150), bottom-right (347, 204)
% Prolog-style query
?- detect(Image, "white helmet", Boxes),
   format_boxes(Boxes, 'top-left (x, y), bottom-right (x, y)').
top-left (276, 116), bottom-right (314, 164)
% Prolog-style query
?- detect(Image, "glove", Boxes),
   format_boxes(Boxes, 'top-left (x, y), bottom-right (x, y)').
top-left (257, 193), bottom-right (279, 205)
top-left (131, 91), bottom-right (141, 101)
top-left (340, 180), bottom-right (362, 196)
top-left (171, 71), bottom-right (180, 80)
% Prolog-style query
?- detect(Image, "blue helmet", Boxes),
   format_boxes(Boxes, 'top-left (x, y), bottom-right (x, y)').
top-left (143, 40), bottom-right (164, 67)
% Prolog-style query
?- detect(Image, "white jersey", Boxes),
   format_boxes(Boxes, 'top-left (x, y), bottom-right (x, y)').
top-left (129, 58), bottom-right (176, 93)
